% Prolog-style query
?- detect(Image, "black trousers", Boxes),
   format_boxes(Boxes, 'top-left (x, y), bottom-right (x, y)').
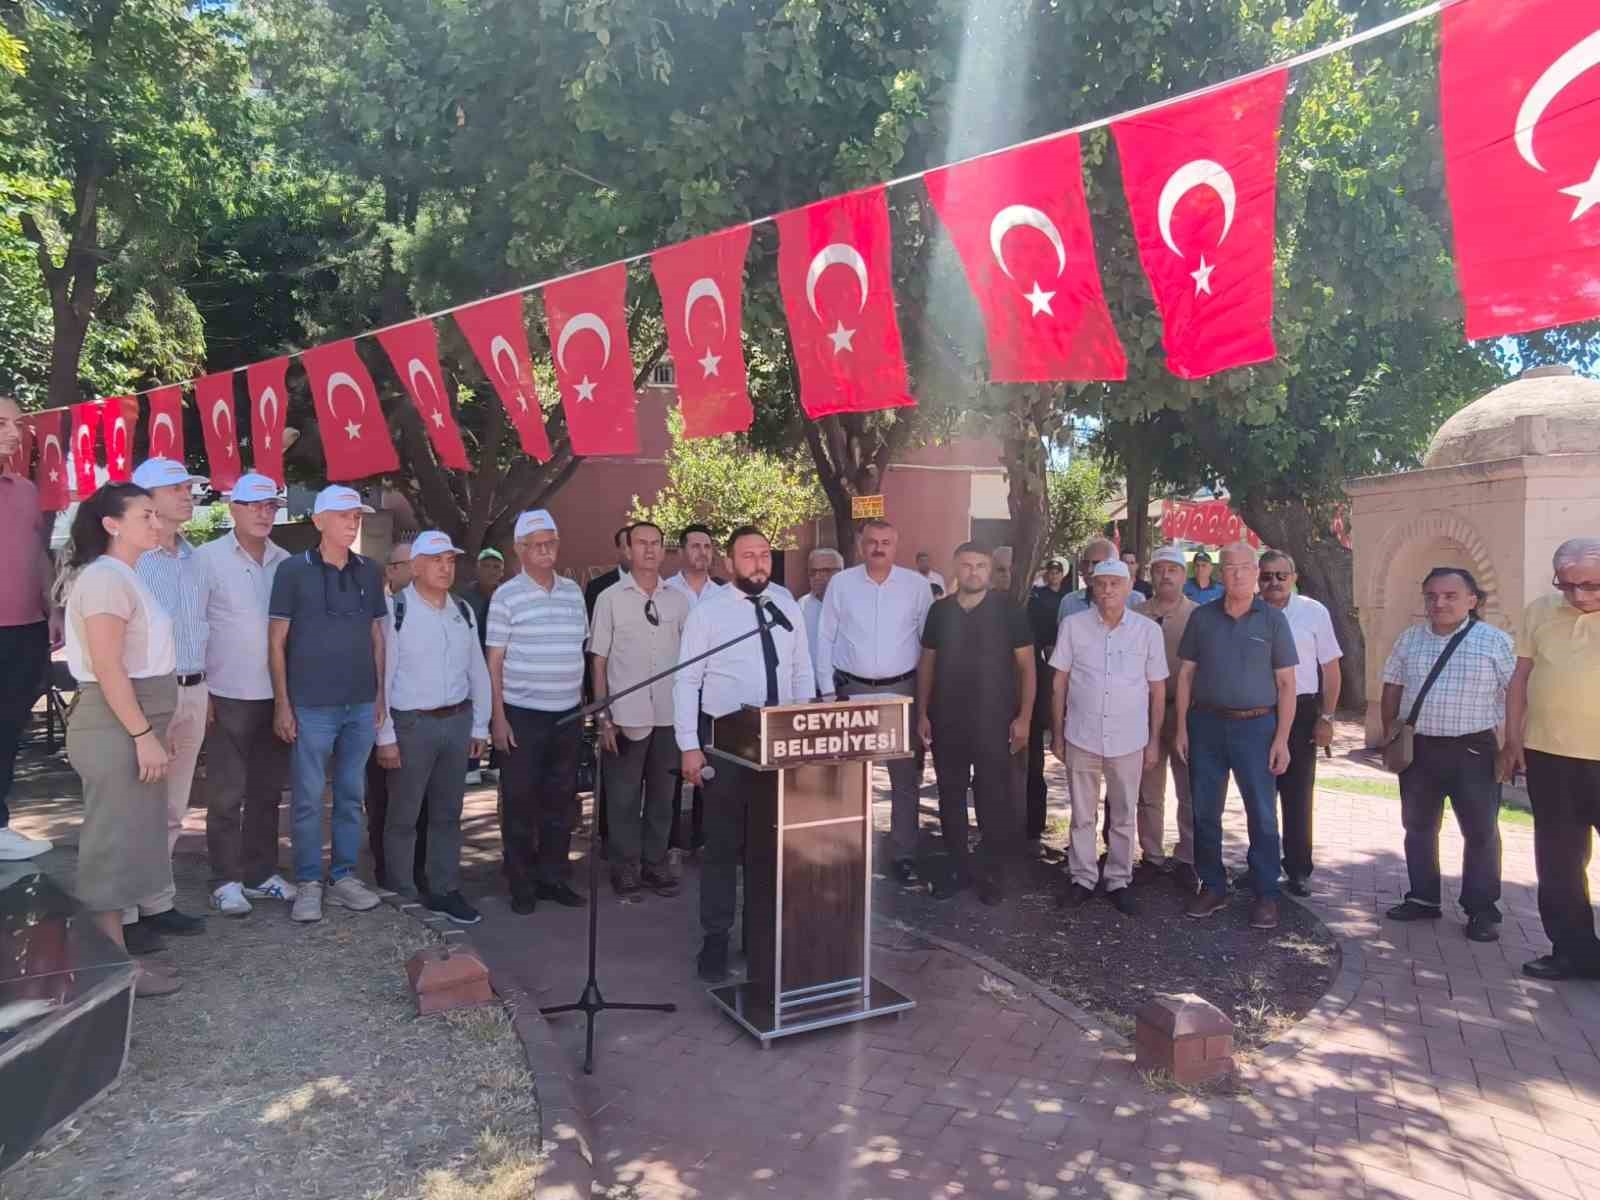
top-left (932, 728), bottom-right (1022, 880)
top-left (1398, 729), bottom-right (1502, 917)
top-left (500, 704), bottom-right (581, 896)
top-left (1526, 749), bottom-right (1600, 971)
top-left (698, 756), bottom-right (746, 940)
top-left (1025, 660), bottom-right (1053, 839)
top-left (0, 622), bottom-right (49, 829)
top-left (1277, 695), bottom-right (1321, 881)
top-left (366, 749), bottom-right (427, 893)
top-left (669, 713), bottom-right (710, 852)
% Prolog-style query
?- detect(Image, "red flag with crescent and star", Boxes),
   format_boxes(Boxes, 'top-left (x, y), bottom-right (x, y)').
top-left (1111, 71), bottom-right (1286, 379)
top-left (925, 135), bottom-right (1127, 382)
top-left (246, 357), bottom-right (290, 486)
top-left (146, 386), bottom-right (185, 463)
top-left (652, 227), bottom-right (754, 438)
top-left (376, 319), bottom-right (470, 470)
top-left (776, 188), bottom-right (915, 418)
top-left (5, 412), bottom-right (33, 478)
top-left (194, 373), bottom-right (243, 490)
top-left (1442, 1), bottom-right (1600, 338)
top-left (32, 410), bottom-right (68, 511)
top-left (542, 264), bottom-right (640, 456)
top-left (100, 395), bottom-right (140, 481)
top-left (299, 340), bottom-right (398, 481)
top-left (452, 294), bottom-right (553, 462)
top-left (70, 401), bottom-right (100, 498)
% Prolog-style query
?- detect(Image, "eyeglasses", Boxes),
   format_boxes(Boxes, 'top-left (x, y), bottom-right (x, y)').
top-left (644, 597), bottom-right (660, 627)
top-left (1554, 579), bottom-right (1600, 595)
top-left (1259, 572), bottom-right (1294, 582)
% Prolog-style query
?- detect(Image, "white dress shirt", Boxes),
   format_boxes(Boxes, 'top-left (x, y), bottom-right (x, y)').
top-left (194, 532), bottom-right (290, 701)
top-left (1277, 594), bottom-right (1343, 697)
top-left (673, 585), bottom-right (816, 751)
top-left (1049, 606), bottom-right (1169, 758)
top-left (815, 564), bottom-right (932, 688)
top-left (663, 572), bottom-right (725, 610)
top-left (799, 592), bottom-right (826, 693)
top-left (379, 585), bottom-right (491, 746)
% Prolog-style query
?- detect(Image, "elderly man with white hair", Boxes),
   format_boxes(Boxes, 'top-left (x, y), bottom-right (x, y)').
top-left (1058, 537), bottom-right (1145, 623)
top-left (800, 547), bottom-right (844, 692)
top-left (1503, 536), bottom-right (1600, 981)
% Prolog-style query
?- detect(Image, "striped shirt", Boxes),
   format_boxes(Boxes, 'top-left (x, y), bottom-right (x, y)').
top-left (1381, 618), bottom-right (1516, 737)
top-left (486, 572), bottom-right (588, 712)
top-left (137, 535), bottom-right (206, 675)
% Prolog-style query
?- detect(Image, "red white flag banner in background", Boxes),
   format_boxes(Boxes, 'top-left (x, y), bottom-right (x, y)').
top-left (32, 410), bottom-right (68, 511)
top-left (1160, 498), bottom-right (1261, 549)
top-left (246, 356), bottom-right (290, 486)
top-left (1112, 71), bottom-right (1286, 379)
top-left (543, 263), bottom-right (640, 456)
top-left (776, 188), bottom-right (915, 419)
top-left (376, 319), bottom-right (470, 470)
top-left (147, 386), bottom-right (185, 462)
top-left (453, 295), bottom-right (553, 462)
top-left (1442, 1), bottom-right (1600, 338)
top-left (652, 226), bottom-right (754, 438)
top-left (101, 395), bottom-right (140, 481)
top-left (300, 340), bottom-right (398, 482)
top-left (71, 401), bottom-right (100, 498)
top-left (925, 135), bottom-right (1127, 382)
top-left (195, 373), bottom-right (243, 490)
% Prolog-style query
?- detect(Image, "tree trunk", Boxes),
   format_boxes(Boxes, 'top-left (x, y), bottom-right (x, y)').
top-left (1124, 455), bottom-right (1152, 564)
top-left (1001, 384), bottom-right (1051, 605)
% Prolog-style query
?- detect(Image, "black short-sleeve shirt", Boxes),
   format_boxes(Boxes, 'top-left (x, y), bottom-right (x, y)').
top-left (268, 548), bottom-right (388, 707)
top-left (920, 591), bottom-right (1034, 733)
top-left (1177, 596), bottom-right (1297, 710)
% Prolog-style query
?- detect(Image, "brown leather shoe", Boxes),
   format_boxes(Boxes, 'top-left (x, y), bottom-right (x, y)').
top-left (1186, 888), bottom-right (1228, 919)
top-left (1249, 897), bottom-right (1280, 930)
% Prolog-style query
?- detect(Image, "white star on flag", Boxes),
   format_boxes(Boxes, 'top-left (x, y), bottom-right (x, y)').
top-left (264, 434), bottom-right (273, 449)
top-left (575, 377), bottom-right (597, 403)
top-left (1190, 254), bottom-right (1216, 296)
top-left (515, 392), bottom-right (528, 412)
top-left (115, 454), bottom-right (125, 470)
top-left (1559, 160), bottom-right (1600, 222)
top-left (698, 349), bottom-right (722, 378)
top-left (223, 445), bottom-right (233, 458)
top-left (344, 419), bottom-right (362, 440)
top-left (1024, 282), bottom-right (1056, 317)
top-left (49, 469), bottom-right (59, 483)
top-left (430, 410), bottom-right (444, 428)
top-left (827, 321), bottom-right (856, 354)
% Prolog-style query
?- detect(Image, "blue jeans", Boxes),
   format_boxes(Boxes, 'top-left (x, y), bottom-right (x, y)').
top-left (290, 703), bottom-right (376, 884)
top-left (1187, 709), bottom-right (1281, 898)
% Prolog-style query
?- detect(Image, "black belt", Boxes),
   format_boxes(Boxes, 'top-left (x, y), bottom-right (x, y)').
top-left (835, 669), bottom-right (915, 688)
top-left (1197, 703), bottom-right (1272, 720)
top-left (177, 672), bottom-right (205, 688)
top-left (399, 699), bottom-right (471, 720)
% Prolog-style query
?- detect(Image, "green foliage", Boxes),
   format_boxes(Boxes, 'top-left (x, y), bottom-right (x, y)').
top-left (183, 501), bottom-right (231, 546)
top-left (1043, 456), bottom-right (1112, 563)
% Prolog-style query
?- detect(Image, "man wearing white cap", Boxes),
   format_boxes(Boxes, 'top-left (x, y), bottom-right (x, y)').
top-left (375, 530), bottom-right (490, 925)
top-left (487, 509), bottom-right (589, 914)
top-left (126, 456), bottom-right (213, 944)
top-left (194, 472), bottom-right (297, 917)
top-left (269, 484), bottom-right (388, 922)
top-left (1050, 559), bottom-right (1168, 916)
top-left (1138, 545), bottom-right (1201, 892)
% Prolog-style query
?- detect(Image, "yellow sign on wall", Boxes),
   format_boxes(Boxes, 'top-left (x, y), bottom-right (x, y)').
top-left (851, 494), bottom-right (886, 520)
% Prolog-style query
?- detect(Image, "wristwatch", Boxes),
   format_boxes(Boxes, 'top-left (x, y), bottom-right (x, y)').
top-left (1317, 713), bottom-right (1334, 723)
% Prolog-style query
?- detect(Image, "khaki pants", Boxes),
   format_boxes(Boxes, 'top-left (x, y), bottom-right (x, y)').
top-left (128, 680), bottom-right (207, 920)
top-left (1064, 742), bottom-right (1143, 892)
top-left (1139, 708), bottom-right (1194, 866)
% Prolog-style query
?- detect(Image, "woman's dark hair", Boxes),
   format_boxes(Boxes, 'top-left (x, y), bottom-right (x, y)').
top-left (1422, 566), bottom-right (1487, 612)
top-left (67, 483), bottom-right (151, 570)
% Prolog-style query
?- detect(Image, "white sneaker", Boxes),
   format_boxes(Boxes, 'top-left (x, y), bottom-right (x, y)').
top-left (243, 874), bottom-right (298, 902)
top-left (327, 876), bottom-right (381, 912)
top-left (0, 828), bottom-right (51, 861)
top-left (210, 882), bottom-right (252, 917)
top-left (291, 881), bottom-right (323, 923)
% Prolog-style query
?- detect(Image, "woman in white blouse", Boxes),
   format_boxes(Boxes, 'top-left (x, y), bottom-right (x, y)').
top-left (62, 482), bottom-right (182, 996)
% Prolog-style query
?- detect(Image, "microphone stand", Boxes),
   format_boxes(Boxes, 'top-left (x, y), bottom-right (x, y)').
top-left (538, 604), bottom-right (783, 1074)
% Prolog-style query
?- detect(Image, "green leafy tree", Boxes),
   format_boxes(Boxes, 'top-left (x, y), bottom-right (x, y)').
top-left (1042, 455), bottom-right (1112, 565)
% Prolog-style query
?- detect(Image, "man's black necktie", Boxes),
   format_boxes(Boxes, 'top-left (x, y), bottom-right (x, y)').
top-left (750, 595), bottom-right (780, 706)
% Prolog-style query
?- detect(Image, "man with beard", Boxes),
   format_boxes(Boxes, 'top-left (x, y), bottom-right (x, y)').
top-left (665, 524), bottom-right (725, 610)
top-left (674, 526), bottom-right (814, 983)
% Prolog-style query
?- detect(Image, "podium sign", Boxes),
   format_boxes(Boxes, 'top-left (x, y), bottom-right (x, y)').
top-left (712, 696), bottom-right (911, 768)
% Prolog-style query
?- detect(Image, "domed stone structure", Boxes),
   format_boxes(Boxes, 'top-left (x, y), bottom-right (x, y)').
top-left (1346, 366), bottom-right (1600, 744)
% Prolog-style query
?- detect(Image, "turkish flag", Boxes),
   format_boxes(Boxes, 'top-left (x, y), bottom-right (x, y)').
top-left (300, 340), bottom-right (399, 481)
top-left (1111, 71), bottom-right (1286, 379)
top-left (101, 395), bottom-right (140, 481)
top-left (776, 188), bottom-right (915, 418)
top-left (5, 412), bottom-right (33, 478)
top-left (146, 386), bottom-right (185, 463)
top-left (453, 294), bottom-right (553, 462)
top-left (246, 357), bottom-right (290, 486)
top-left (925, 136), bottom-right (1127, 382)
top-left (1443, 2), bottom-right (1600, 338)
top-left (652, 227), bottom-right (753, 437)
top-left (542, 264), bottom-right (640, 456)
top-left (195, 373), bottom-right (243, 490)
top-left (376, 319), bottom-right (470, 470)
top-left (32, 410), bottom-right (68, 511)
top-left (71, 402), bottom-right (100, 498)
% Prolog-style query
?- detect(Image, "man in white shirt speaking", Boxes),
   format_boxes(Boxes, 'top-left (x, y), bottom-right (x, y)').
top-left (814, 519), bottom-right (932, 885)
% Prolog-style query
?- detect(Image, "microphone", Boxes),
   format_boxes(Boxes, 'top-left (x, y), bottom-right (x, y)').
top-left (762, 599), bottom-right (793, 632)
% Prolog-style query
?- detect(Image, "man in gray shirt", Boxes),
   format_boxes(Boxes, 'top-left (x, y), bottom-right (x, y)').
top-left (1174, 541), bottom-right (1298, 930)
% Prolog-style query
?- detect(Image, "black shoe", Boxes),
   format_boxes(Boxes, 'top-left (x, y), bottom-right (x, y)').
top-left (1521, 954), bottom-right (1600, 981)
top-left (535, 882), bottom-right (587, 908)
top-left (890, 859), bottom-right (921, 886)
top-left (1285, 876), bottom-right (1311, 898)
top-left (1385, 899), bottom-right (1443, 922)
top-left (121, 921), bottom-right (167, 956)
top-left (1108, 888), bottom-right (1137, 916)
top-left (932, 873), bottom-right (970, 901)
top-left (977, 877), bottom-right (1005, 907)
top-left (1058, 882), bottom-right (1095, 909)
top-left (425, 891), bottom-right (482, 926)
top-left (1465, 913), bottom-right (1499, 943)
top-left (510, 893), bottom-right (537, 915)
top-left (142, 908), bottom-right (207, 936)
top-left (697, 936), bottom-right (729, 983)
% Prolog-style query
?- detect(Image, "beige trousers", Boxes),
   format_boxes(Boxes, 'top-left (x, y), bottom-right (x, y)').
top-left (1139, 708), bottom-right (1194, 865)
top-left (127, 680), bottom-right (208, 920)
top-left (1064, 741), bottom-right (1143, 892)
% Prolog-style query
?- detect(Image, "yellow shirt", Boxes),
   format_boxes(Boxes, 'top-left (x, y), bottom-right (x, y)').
top-left (1516, 592), bottom-right (1600, 761)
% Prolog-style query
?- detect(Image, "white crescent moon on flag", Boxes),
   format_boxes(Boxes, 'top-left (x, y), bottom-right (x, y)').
top-left (211, 398), bottom-right (234, 439)
top-left (1158, 160), bottom-right (1237, 258)
top-left (43, 434), bottom-right (62, 469)
top-left (683, 278), bottom-right (727, 348)
top-left (326, 371), bottom-right (368, 418)
top-left (76, 423), bottom-right (92, 460)
top-left (1515, 29), bottom-right (1600, 172)
top-left (151, 413), bottom-right (176, 454)
top-left (489, 335), bottom-right (523, 388)
top-left (805, 244), bottom-right (870, 320)
top-left (989, 206), bottom-right (1068, 280)
top-left (258, 386), bottom-right (280, 429)
top-left (407, 359), bottom-right (442, 408)
top-left (555, 313), bottom-right (614, 373)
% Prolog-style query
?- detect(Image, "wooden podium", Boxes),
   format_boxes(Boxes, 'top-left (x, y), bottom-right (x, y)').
top-left (705, 694), bottom-right (917, 1045)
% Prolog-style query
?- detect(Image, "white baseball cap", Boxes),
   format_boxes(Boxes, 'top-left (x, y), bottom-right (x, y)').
top-left (1150, 545), bottom-right (1188, 568)
top-left (412, 530), bottom-right (463, 558)
top-left (1092, 559), bottom-right (1132, 580)
top-left (313, 484), bottom-right (376, 515)
top-left (514, 509), bottom-right (558, 539)
top-left (131, 458), bottom-right (207, 490)
top-left (228, 472), bottom-right (284, 504)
